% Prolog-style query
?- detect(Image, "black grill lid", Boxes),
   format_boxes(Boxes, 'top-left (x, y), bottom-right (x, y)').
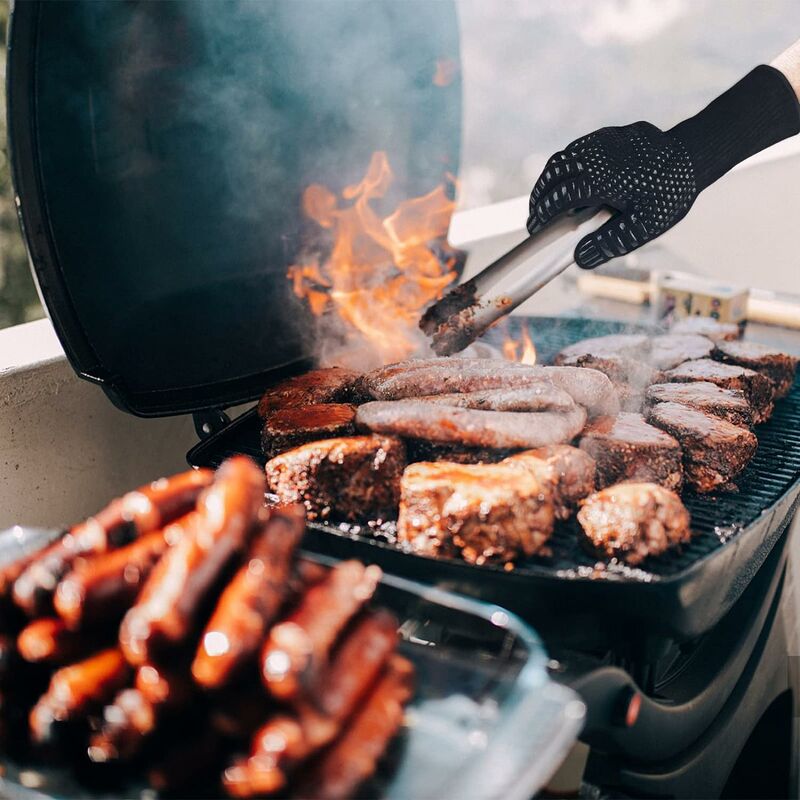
top-left (7, 0), bottom-right (461, 416)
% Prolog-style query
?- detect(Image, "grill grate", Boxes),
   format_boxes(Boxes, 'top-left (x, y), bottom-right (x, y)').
top-left (188, 316), bottom-right (800, 583)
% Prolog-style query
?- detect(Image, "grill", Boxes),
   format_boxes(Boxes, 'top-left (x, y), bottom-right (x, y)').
top-left (187, 316), bottom-right (800, 648)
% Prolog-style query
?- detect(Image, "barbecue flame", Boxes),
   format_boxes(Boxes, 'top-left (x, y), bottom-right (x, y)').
top-left (502, 326), bottom-right (537, 365)
top-left (288, 151), bottom-right (459, 367)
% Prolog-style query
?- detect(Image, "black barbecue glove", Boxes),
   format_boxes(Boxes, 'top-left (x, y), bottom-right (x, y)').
top-left (527, 65), bottom-right (800, 269)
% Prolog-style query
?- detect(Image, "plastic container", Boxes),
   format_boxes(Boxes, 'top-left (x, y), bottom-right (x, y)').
top-left (0, 545), bottom-right (585, 800)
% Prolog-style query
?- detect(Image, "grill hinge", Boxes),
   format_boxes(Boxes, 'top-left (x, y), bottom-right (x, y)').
top-left (193, 409), bottom-right (231, 441)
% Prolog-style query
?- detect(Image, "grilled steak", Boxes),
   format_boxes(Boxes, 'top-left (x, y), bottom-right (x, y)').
top-left (647, 334), bottom-right (714, 371)
top-left (261, 404), bottom-right (356, 459)
top-left (670, 316), bottom-right (740, 342)
top-left (662, 358), bottom-right (774, 423)
top-left (265, 436), bottom-right (406, 521)
top-left (257, 368), bottom-right (364, 419)
top-left (713, 340), bottom-right (798, 398)
top-left (555, 334), bottom-right (649, 362)
top-left (646, 401), bottom-right (757, 493)
top-left (644, 382), bottom-right (753, 428)
top-left (578, 482), bottom-right (691, 564)
top-left (503, 445), bottom-right (596, 520)
top-left (355, 401), bottom-right (587, 449)
top-left (404, 439), bottom-right (509, 465)
top-left (397, 462), bottom-right (555, 564)
top-left (579, 412), bottom-right (683, 491)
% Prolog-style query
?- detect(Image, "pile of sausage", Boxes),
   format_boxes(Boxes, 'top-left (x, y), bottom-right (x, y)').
top-left (0, 457), bottom-right (412, 799)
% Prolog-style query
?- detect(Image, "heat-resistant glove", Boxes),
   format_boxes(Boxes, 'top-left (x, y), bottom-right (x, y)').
top-left (527, 65), bottom-right (800, 269)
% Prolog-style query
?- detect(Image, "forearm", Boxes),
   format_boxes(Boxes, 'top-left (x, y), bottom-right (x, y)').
top-left (772, 38), bottom-right (800, 101)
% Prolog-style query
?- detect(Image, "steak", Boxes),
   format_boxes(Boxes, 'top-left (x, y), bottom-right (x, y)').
top-left (646, 401), bottom-right (757, 493)
top-left (644, 382), bottom-right (753, 428)
top-left (261, 404), bottom-right (357, 459)
top-left (404, 439), bottom-right (510, 465)
top-left (662, 359), bottom-right (774, 423)
top-left (355, 401), bottom-right (587, 450)
top-left (713, 340), bottom-right (798, 398)
top-left (577, 482), bottom-right (691, 565)
top-left (555, 334), bottom-right (649, 362)
top-left (257, 368), bottom-right (364, 419)
top-left (579, 413), bottom-right (683, 491)
top-left (647, 334), bottom-right (714, 371)
top-left (670, 316), bottom-right (740, 342)
top-left (265, 436), bottom-right (406, 521)
top-left (397, 461), bottom-right (555, 564)
top-left (503, 445), bottom-right (596, 520)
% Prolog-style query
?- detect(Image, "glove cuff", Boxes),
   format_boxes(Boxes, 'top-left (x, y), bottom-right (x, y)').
top-left (669, 64), bottom-right (800, 192)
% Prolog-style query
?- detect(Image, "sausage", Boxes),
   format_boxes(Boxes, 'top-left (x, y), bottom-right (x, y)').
top-left (13, 469), bottom-right (213, 616)
top-left (290, 656), bottom-right (414, 800)
top-left (29, 648), bottom-right (131, 744)
top-left (17, 617), bottom-right (101, 664)
top-left (224, 610), bottom-right (398, 797)
top-left (119, 457), bottom-right (265, 666)
top-left (260, 561), bottom-right (382, 702)
top-left (412, 384), bottom-right (576, 412)
top-left (89, 663), bottom-right (195, 763)
top-left (192, 504), bottom-right (305, 689)
top-left (356, 401), bottom-right (587, 449)
top-left (54, 525), bottom-right (178, 630)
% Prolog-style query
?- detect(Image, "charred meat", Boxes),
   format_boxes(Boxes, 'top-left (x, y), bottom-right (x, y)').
top-left (646, 401), bottom-right (758, 493)
top-left (261, 403), bottom-right (357, 460)
top-left (256, 367), bottom-right (364, 419)
top-left (578, 482), bottom-right (691, 565)
top-left (503, 445), bottom-right (596, 520)
top-left (713, 340), bottom-right (798, 398)
top-left (265, 435), bottom-right (406, 521)
top-left (662, 358), bottom-right (774, 423)
top-left (669, 316), bottom-right (740, 341)
top-left (579, 413), bottom-right (683, 491)
top-left (644, 381), bottom-right (753, 428)
top-left (397, 461), bottom-right (555, 564)
top-left (647, 334), bottom-right (714, 371)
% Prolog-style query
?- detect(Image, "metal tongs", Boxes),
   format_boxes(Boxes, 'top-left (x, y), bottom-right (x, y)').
top-left (420, 207), bottom-right (612, 355)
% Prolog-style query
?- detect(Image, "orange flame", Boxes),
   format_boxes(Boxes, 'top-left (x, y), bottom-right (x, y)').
top-left (502, 326), bottom-right (537, 365)
top-left (288, 151), bottom-right (458, 366)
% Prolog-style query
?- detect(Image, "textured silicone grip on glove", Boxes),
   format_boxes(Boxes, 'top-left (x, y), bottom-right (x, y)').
top-left (670, 65), bottom-right (800, 191)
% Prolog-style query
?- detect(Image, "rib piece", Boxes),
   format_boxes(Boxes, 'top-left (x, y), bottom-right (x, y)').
top-left (265, 436), bottom-right (406, 522)
top-left (13, 468), bottom-right (213, 616)
top-left (17, 618), bottom-right (100, 664)
top-left (662, 358), bottom-right (774, 423)
top-left (257, 367), bottom-right (364, 419)
top-left (670, 316), bottom-right (740, 342)
top-left (192, 504), bottom-right (306, 689)
top-left (29, 648), bottom-right (131, 744)
top-left (356, 402), bottom-right (587, 450)
top-left (224, 611), bottom-right (398, 797)
top-left (54, 526), bottom-right (177, 630)
top-left (578, 483), bottom-right (691, 565)
top-left (260, 560), bottom-right (382, 702)
top-left (502, 445), bottom-right (596, 520)
top-left (647, 334), bottom-right (714, 371)
top-left (579, 413), bottom-right (683, 491)
top-left (713, 340), bottom-right (798, 398)
top-left (644, 382), bottom-right (753, 428)
top-left (397, 461), bottom-right (555, 564)
top-left (119, 457), bottom-right (265, 666)
top-left (290, 656), bottom-right (414, 800)
top-left (646, 402), bottom-right (758, 493)
top-left (261, 404), bottom-right (357, 460)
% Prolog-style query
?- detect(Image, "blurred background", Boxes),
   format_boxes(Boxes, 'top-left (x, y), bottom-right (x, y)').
top-left (1, 0), bottom-right (799, 330)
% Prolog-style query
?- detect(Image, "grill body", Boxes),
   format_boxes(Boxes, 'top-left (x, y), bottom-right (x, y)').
top-left (188, 316), bottom-right (800, 648)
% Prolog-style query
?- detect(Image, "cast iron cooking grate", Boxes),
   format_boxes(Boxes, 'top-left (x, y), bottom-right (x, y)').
top-left (187, 316), bottom-right (800, 582)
